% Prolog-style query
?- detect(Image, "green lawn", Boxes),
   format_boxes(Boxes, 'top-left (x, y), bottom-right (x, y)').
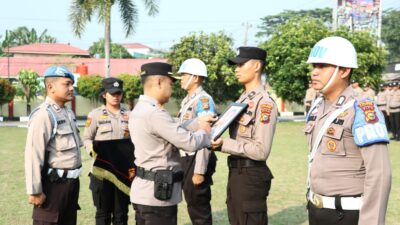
top-left (0, 122), bottom-right (399, 225)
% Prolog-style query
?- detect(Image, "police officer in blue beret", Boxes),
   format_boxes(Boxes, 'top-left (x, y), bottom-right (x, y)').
top-left (25, 65), bottom-right (83, 225)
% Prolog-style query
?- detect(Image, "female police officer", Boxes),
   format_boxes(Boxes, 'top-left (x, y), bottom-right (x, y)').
top-left (83, 77), bottom-right (131, 225)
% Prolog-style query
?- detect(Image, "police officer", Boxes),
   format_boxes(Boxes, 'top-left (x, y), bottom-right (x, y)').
top-left (83, 77), bottom-right (131, 225)
top-left (305, 36), bottom-right (392, 225)
top-left (128, 62), bottom-right (214, 225)
top-left (211, 47), bottom-right (278, 225)
top-left (377, 83), bottom-right (390, 131)
top-left (25, 65), bottom-right (82, 225)
top-left (305, 80), bottom-right (317, 114)
top-left (176, 58), bottom-right (217, 225)
top-left (387, 81), bottom-right (400, 141)
top-left (350, 80), bottom-right (363, 95)
top-left (361, 83), bottom-right (376, 100)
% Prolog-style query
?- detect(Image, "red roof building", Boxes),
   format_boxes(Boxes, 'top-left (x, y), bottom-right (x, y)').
top-left (0, 57), bottom-right (167, 78)
top-left (5, 43), bottom-right (90, 58)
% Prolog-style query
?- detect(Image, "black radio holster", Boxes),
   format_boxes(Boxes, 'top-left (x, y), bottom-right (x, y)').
top-left (154, 170), bottom-right (173, 200)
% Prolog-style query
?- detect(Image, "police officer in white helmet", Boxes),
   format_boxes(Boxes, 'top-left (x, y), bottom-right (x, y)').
top-left (305, 36), bottom-right (391, 225)
top-left (175, 58), bottom-right (217, 225)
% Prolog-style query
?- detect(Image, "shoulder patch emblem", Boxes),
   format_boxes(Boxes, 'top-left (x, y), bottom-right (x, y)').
top-left (260, 103), bottom-right (273, 124)
top-left (200, 97), bottom-right (210, 110)
top-left (85, 118), bottom-right (92, 127)
top-left (357, 101), bottom-right (378, 124)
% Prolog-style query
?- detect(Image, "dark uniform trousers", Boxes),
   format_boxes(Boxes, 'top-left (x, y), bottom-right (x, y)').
top-left (226, 158), bottom-right (272, 225)
top-left (180, 152), bottom-right (217, 225)
top-left (389, 112), bottom-right (400, 140)
top-left (133, 204), bottom-right (177, 225)
top-left (307, 201), bottom-right (359, 225)
top-left (382, 110), bottom-right (391, 132)
top-left (90, 175), bottom-right (130, 225)
top-left (32, 178), bottom-right (80, 225)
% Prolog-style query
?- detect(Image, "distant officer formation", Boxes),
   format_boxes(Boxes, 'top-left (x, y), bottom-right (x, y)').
top-left (24, 39), bottom-right (396, 225)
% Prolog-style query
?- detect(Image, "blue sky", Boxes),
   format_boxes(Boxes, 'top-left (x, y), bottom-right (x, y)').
top-left (1, 0), bottom-right (399, 50)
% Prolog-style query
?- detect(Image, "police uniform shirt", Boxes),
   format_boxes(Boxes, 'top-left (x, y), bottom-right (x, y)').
top-left (304, 86), bottom-right (391, 225)
top-left (353, 86), bottom-right (363, 95)
top-left (304, 87), bottom-right (317, 106)
top-left (83, 104), bottom-right (131, 154)
top-left (388, 89), bottom-right (400, 113)
top-left (221, 85), bottom-right (278, 161)
top-left (361, 89), bottom-right (376, 100)
top-left (377, 89), bottom-right (388, 112)
top-left (25, 97), bottom-right (83, 194)
top-left (179, 86), bottom-right (216, 174)
top-left (128, 95), bottom-right (211, 206)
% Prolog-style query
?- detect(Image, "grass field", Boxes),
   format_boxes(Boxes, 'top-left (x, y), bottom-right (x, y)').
top-left (0, 122), bottom-right (399, 225)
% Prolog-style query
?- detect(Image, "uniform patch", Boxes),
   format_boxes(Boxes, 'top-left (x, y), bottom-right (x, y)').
top-left (200, 97), bottom-right (210, 110)
top-left (123, 130), bottom-right (130, 138)
top-left (338, 112), bottom-right (348, 118)
top-left (52, 104), bottom-right (60, 111)
top-left (327, 127), bottom-right (335, 135)
top-left (327, 140), bottom-right (337, 152)
top-left (122, 115), bottom-right (129, 120)
top-left (85, 118), bottom-right (92, 127)
top-left (100, 115), bottom-right (108, 119)
top-left (260, 104), bottom-right (273, 124)
top-left (358, 101), bottom-right (378, 124)
top-left (57, 119), bottom-right (66, 125)
top-left (183, 112), bottom-right (191, 120)
top-left (248, 101), bottom-right (254, 109)
top-left (239, 125), bottom-right (246, 133)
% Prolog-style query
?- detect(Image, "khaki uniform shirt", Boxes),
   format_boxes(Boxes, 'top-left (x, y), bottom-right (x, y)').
top-left (128, 95), bottom-right (212, 206)
top-left (83, 104), bottom-right (131, 154)
top-left (304, 87), bottom-right (317, 107)
top-left (353, 86), bottom-right (363, 95)
top-left (388, 89), bottom-right (400, 113)
top-left (361, 89), bottom-right (376, 100)
top-left (178, 86), bottom-right (216, 174)
top-left (221, 85), bottom-right (278, 161)
top-left (376, 90), bottom-right (388, 112)
top-left (83, 104), bottom-right (131, 173)
top-left (25, 97), bottom-right (83, 194)
top-left (305, 86), bottom-right (391, 225)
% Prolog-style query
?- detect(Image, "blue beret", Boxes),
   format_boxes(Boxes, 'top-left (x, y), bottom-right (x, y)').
top-left (44, 66), bottom-right (74, 82)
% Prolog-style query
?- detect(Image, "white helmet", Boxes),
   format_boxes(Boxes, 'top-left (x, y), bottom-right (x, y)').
top-left (177, 58), bottom-right (207, 77)
top-left (307, 36), bottom-right (358, 68)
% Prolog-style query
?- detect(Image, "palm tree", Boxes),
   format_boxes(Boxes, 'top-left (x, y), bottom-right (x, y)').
top-left (1, 27), bottom-right (57, 49)
top-left (69, 0), bottom-right (159, 77)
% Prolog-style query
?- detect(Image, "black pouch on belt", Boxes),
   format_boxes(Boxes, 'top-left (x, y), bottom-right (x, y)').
top-left (154, 170), bottom-right (173, 200)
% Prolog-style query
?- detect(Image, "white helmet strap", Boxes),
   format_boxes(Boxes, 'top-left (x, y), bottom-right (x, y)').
top-left (321, 66), bottom-right (339, 94)
top-left (183, 74), bottom-right (195, 90)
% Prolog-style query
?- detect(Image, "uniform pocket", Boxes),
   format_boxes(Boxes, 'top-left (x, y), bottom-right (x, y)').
top-left (54, 126), bottom-right (76, 151)
top-left (321, 125), bottom-right (345, 156)
top-left (242, 200), bottom-right (267, 225)
top-left (99, 123), bottom-right (113, 133)
top-left (237, 113), bottom-right (254, 138)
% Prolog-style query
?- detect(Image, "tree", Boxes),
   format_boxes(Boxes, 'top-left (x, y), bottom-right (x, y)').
top-left (118, 74), bottom-right (142, 109)
top-left (1, 26), bottom-right (56, 55)
top-left (382, 9), bottom-right (400, 62)
top-left (69, 0), bottom-right (159, 77)
top-left (167, 31), bottom-right (240, 104)
top-left (0, 78), bottom-right (16, 110)
top-left (256, 8), bottom-right (332, 39)
top-left (89, 38), bottom-right (133, 58)
top-left (261, 18), bottom-right (387, 104)
top-left (77, 75), bottom-right (103, 102)
top-left (17, 69), bottom-right (40, 115)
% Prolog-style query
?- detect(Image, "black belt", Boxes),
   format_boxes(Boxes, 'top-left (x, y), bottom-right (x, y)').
top-left (136, 167), bottom-right (183, 182)
top-left (227, 157), bottom-right (266, 168)
top-left (390, 106), bottom-right (400, 109)
top-left (377, 104), bottom-right (386, 106)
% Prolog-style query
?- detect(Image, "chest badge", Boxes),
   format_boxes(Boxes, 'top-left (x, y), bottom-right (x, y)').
top-left (327, 140), bottom-right (337, 152)
top-left (239, 125), bottom-right (246, 133)
top-left (327, 127), bottom-right (335, 136)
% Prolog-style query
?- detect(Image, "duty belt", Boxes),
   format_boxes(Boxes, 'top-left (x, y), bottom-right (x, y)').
top-left (48, 167), bottom-right (82, 179)
top-left (136, 167), bottom-right (183, 182)
top-left (377, 104), bottom-right (386, 106)
top-left (308, 190), bottom-right (362, 210)
top-left (227, 157), bottom-right (266, 168)
top-left (389, 106), bottom-right (400, 109)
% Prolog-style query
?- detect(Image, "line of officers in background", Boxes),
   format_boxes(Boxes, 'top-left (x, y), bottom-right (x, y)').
top-left (305, 79), bottom-right (400, 141)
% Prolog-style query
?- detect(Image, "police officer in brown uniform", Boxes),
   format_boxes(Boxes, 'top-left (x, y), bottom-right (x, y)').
top-left (305, 81), bottom-right (317, 114)
top-left (387, 81), bottom-right (400, 141)
top-left (305, 36), bottom-right (391, 225)
top-left (83, 78), bottom-right (131, 225)
top-left (128, 62), bottom-right (215, 225)
top-left (361, 83), bottom-right (376, 100)
top-left (25, 65), bottom-right (82, 225)
top-left (176, 58), bottom-right (217, 225)
top-left (211, 47), bottom-right (278, 225)
top-left (351, 80), bottom-right (363, 95)
top-left (377, 83), bottom-right (391, 131)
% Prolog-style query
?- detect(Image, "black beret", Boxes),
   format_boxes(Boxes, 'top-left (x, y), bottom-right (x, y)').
top-left (228, 47), bottom-right (267, 65)
top-left (141, 62), bottom-right (175, 80)
top-left (102, 77), bottom-right (123, 94)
